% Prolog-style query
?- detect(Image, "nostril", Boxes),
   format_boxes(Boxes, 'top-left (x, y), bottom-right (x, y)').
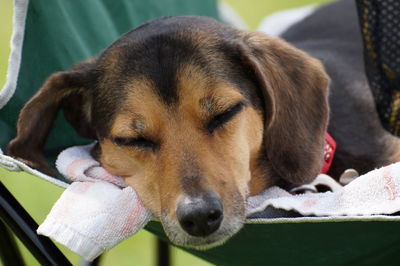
top-left (182, 220), bottom-right (195, 230)
top-left (208, 209), bottom-right (222, 223)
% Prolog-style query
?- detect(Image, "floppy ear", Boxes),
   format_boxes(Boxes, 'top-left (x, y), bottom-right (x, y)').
top-left (239, 32), bottom-right (330, 184)
top-left (7, 59), bottom-right (96, 175)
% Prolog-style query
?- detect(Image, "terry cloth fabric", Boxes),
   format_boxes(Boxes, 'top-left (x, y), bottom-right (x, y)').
top-left (37, 143), bottom-right (153, 261)
top-left (246, 165), bottom-right (400, 217)
top-left (38, 143), bottom-right (400, 261)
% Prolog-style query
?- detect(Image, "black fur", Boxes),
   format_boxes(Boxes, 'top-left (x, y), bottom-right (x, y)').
top-left (282, 0), bottom-right (398, 177)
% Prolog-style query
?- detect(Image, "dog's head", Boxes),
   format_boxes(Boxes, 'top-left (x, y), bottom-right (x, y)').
top-left (7, 16), bottom-right (329, 248)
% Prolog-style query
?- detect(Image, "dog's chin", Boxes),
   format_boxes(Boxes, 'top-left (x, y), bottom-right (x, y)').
top-left (160, 214), bottom-right (245, 250)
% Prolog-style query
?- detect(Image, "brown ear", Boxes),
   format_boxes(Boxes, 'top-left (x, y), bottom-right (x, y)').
top-left (7, 59), bottom-right (96, 175)
top-left (239, 32), bottom-right (330, 184)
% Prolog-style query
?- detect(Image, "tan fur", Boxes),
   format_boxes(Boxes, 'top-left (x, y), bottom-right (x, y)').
top-left (100, 65), bottom-right (266, 221)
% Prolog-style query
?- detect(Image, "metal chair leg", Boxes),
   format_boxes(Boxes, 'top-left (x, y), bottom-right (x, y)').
top-left (157, 238), bottom-right (170, 266)
top-left (0, 218), bottom-right (25, 266)
top-left (0, 181), bottom-right (72, 266)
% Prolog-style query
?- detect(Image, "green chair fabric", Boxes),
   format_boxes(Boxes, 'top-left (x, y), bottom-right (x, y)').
top-left (0, 0), bottom-right (218, 162)
top-left (147, 220), bottom-right (400, 265)
top-left (1, 1), bottom-right (400, 265)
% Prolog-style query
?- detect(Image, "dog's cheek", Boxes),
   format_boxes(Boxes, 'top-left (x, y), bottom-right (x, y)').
top-left (99, 140), bottom-right (142, 176)
top-left (242, 107), bottom-right (267, 195)
top-left (244, 108), bottom-right (264, 153)
top-left (124, 152), bottom-right (180, 218)
top-left (124, 173), bottom-right (161, 215)
top-left (99, 140), bottom-right (163, 214)
top-left (202, 109), bottom-right (257, 208)
top-left (233, 108), bottom-right (264, 191)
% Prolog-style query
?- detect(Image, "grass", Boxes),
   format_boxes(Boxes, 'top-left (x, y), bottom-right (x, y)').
top-left (0, 0), bottom-right (328, 265)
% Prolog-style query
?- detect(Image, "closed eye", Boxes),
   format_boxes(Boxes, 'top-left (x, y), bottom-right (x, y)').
top-left (207, 102), bottom-right (245, 134)
top-left (112, 137), bottom-right (158, 151)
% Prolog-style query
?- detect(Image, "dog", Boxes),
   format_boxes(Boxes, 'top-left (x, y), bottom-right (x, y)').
top-left (7, 0), bottom-right (400, 248)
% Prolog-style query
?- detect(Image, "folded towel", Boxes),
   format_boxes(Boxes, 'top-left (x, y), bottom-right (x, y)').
top-left (38, 143), bottom-right (400, 261)
top-left (247, 165), bottom-right (400, 217)
top-left (37, 143), bottom-right (153, 261)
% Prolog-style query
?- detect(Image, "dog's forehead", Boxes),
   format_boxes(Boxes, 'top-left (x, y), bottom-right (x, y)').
top-left (119, 67), bottom-right (244, 117)
top-left (93, 16), bottom-right (263, 136)
top-left (99, 17), bottom-right (235, 103)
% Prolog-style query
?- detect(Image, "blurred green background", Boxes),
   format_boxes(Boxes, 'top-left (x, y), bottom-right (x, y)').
top-left (0, 0), bottom-right (329, 265)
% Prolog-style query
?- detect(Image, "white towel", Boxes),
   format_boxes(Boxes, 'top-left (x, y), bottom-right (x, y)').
top-left (247, 166), bottom-right (400, 217)
top-left (37, 143), bottom-right (153, 261)
top-left (38, 143), bottom-right (400, 261)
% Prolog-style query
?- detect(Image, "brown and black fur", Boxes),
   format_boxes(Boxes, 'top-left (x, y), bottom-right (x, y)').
top-left (7, 5), bottom-right (399, 248)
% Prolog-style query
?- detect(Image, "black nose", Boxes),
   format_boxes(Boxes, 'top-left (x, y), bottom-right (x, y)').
top-left (176, 194), bottom-right (223, 237)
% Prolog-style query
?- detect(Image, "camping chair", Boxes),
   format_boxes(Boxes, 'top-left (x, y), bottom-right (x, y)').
top-left (0, 0), bottom-right (219, 265)
top-left (1, 0), bottom-right (400, 265)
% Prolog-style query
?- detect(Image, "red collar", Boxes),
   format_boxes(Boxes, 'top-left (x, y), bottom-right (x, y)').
top-left (321, 133), bottom-right (336, 174)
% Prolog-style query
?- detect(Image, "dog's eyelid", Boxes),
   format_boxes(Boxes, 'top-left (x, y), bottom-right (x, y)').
top-left (210, 101), bottom-right (246, 117)
top-left (207, 101), bottom-right (245, 133)
top-left (200, 93), bottom-right (244, 115)
top-left (111, 136), bottom-right (158, 150)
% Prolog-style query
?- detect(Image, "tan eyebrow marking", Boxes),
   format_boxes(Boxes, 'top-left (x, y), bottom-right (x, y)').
top-left (200, 97), bottom-right (218, 114)
top-left (133, 119), bottom-right (145, 133)
top-left (199, 90), bottom-right (245, 118)
top-left (111, 112), bottom-right (147, 137)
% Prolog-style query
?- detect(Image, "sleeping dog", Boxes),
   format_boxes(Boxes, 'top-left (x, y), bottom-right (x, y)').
top-left (7, 0), bottom-right (400, 248)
